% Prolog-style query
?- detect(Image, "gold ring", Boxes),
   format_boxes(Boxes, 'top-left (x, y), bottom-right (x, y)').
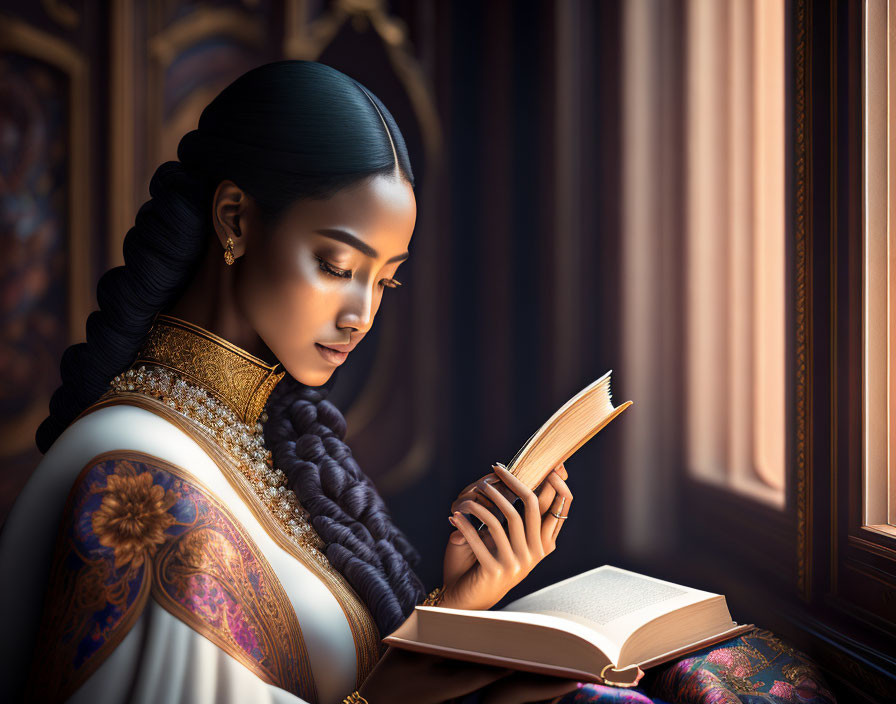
top-left (549, 496), bottom-right (567, 520)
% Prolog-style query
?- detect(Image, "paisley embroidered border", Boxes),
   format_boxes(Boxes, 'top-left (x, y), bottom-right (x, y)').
top-left (79, 393), bottom-right (382, 687)
top-left (26, 451), bottom-right (318, 703)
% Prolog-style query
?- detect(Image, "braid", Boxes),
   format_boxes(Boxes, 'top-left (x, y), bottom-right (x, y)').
top-left (36, 161), bottom-right (209, 453)
top-left (264, 375), bottom-right (426, 636)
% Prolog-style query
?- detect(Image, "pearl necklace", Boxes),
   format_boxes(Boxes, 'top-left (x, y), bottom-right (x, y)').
top-left (109, 363), bottom-right (330, 568)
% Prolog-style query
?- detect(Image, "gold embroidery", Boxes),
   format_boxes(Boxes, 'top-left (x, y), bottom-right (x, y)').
top-left (137, 314), bottom-right (285, 426)
top-left (92, 466), bottom-right (178, 569)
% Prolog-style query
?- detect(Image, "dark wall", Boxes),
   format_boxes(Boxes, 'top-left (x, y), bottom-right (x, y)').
top-left (380, 0), bottom-right (625, 598)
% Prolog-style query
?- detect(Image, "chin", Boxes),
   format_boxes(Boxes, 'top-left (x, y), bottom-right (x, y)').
top-left (287, 364), bottom-right (334, 388)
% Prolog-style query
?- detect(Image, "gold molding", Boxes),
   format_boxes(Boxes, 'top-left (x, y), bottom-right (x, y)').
top-left (794, 0), bottom-right (813, 601)
top-left (148, 7), bottom-right (265, 66)
top-left (284, 0), bottom-right (443, 493)
top-left (0, 17), bottom-right (91, 456)
top-left (146, 7), bottom-right (265, 172)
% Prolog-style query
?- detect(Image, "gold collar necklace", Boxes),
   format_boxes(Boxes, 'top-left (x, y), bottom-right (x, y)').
top-left (135, 314), bottom-right (284, 427)
top-left (106, 314), bottom-right (329, 567)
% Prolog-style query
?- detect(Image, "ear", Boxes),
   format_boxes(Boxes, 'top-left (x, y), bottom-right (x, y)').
top-left (212, 180), bottom-right (251, 260)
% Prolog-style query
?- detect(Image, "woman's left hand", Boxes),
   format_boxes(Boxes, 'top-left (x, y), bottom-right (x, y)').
top-left (439, 462), bottom-right (572, 611)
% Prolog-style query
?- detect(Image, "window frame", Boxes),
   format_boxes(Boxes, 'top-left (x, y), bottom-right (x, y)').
top-left (672, 2), bottom-right (896, 699)
top-left (817, 0), bottom-right (896, 619)
top-left (793, 0), bottom-right (896, 695)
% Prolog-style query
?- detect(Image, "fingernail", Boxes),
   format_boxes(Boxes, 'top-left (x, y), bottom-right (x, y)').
top-left (577, 682), bottom-right (585, 689)
top-left (448, 516), bottom-right (457, 527)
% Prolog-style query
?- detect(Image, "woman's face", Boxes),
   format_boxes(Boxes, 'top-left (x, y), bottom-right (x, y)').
top-left (236, 174), bottom-right (416, 386)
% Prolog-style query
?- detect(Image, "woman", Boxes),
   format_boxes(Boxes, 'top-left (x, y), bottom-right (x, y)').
top-left (0, 60), bottom-right (580, 704)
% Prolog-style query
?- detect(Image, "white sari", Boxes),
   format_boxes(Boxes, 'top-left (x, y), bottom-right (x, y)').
top-left (0, 317), bottom-right (380, 703)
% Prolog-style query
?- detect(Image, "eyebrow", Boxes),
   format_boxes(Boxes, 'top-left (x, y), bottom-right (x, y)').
top-left (314, 228), bottom-right (409, 263)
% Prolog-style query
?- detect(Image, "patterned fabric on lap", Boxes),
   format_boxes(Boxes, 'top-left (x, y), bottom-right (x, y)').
top-left (648, 628), bottom-right (835, 703)
top-left (553, 628), bottom-right (835, 704)
top-left (26, 451), bottom-right (318, 703)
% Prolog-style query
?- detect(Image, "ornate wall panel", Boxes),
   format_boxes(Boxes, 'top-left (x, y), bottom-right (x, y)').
top-left (105, 2), bottom-right (274, 267)
top-left (0, 16), bottom-right (90, 476)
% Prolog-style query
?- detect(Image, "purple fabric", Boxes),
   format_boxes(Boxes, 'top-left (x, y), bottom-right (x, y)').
top-left (558, 684), bottom-right (671, 703)
top-left (549, 628), bottom-right (836, 704)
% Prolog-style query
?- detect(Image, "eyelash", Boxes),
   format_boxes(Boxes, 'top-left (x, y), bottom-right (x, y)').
top-left (315, 256), bottom-right (403, 289)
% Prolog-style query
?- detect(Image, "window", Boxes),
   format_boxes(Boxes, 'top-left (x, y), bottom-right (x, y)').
top-left (863, 0), bottom-right (896, 535)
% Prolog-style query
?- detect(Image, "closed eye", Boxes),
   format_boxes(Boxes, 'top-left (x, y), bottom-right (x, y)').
top-left (316, 255), bottom-right (403, 289)
top-left (315, 255), bottom-right (352, 279)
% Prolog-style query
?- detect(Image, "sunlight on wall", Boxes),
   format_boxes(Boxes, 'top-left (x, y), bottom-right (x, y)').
top-left (684, 0), bottom-right (786, 507)
top-left (863, 0), bottom-right (896, 533)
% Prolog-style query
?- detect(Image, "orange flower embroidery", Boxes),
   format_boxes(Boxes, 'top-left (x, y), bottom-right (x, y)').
top-left (91, 466), bottom-right (178, 569)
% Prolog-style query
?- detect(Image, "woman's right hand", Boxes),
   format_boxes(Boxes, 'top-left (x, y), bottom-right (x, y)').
top-left (357, 647), bottom-right (580, 704)
top-left (440, 463), bottom-right (573, 611)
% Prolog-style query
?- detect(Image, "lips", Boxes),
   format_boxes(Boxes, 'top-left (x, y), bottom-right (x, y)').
top-left (317, 340), bottom-right (356, 353)
top-left (315, 343), bottom-right (348, 365)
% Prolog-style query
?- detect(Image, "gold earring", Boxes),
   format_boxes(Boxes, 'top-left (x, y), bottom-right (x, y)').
top-left (224, 237), bottom-right (235, 266)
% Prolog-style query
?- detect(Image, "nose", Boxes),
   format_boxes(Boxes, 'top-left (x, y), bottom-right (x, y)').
top-left (337, 285), bottom-right (376, 334)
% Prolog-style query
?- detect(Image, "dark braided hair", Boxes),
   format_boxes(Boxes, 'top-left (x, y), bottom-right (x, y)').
top-left (265, 377), bottom-right (425, 634)
top-left (36, 60), bottom-right (426, 636)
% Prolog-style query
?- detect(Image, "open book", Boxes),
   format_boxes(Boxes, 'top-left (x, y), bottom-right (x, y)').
top-left (384, 566), bottom-right (752, 687)
top-left (506, 370), bottom-right (631, 489)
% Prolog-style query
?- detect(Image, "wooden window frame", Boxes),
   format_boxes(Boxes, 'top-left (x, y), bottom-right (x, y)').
top-left (817, 0), bottom-right (896, 648)
top-left (667, 1), bottom-right (896, 699)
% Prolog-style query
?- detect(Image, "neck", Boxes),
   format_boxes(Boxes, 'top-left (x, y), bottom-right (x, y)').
top-left (165, 239), bottom-right (273, 364)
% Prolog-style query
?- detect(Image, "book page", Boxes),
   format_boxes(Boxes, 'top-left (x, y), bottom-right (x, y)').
top-left (505, 568), bottom-right (688, 626)
top-left (502, 566), bottom-right (716, 645)
top-left (507, 372), bottom-right (632, 487)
